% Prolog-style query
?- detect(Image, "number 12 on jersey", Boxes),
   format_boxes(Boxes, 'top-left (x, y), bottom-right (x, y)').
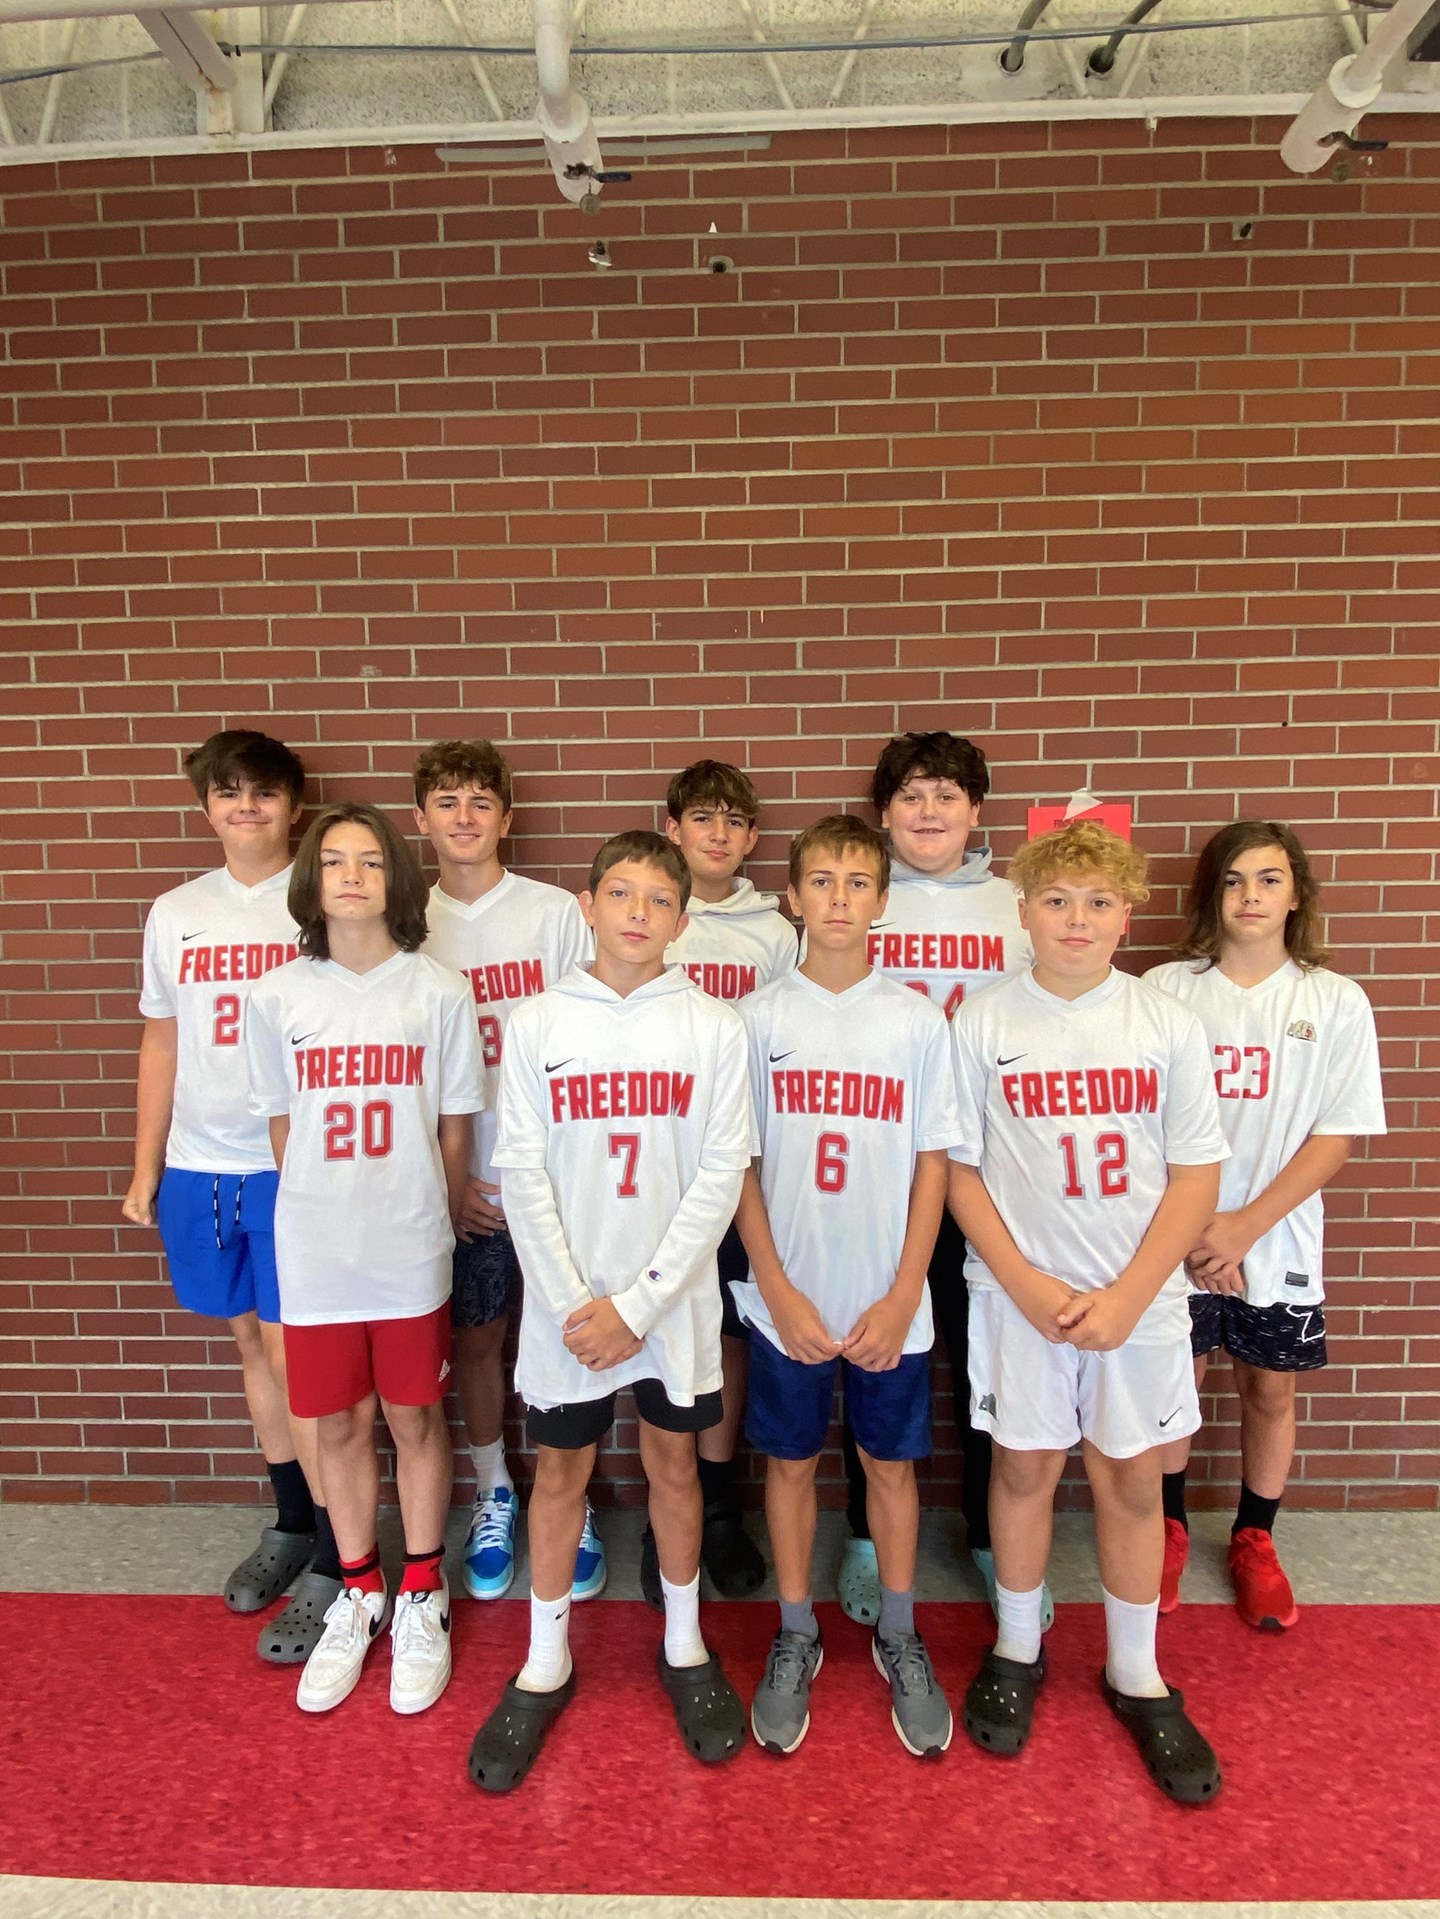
top-left (1058, 1131), bottom-right (1128, 1198)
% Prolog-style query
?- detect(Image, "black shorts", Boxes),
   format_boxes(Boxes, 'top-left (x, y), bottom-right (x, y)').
top-left (526, 1379), bottom-right (725, 1451)
top-left (717, 1218), bottom-right (748, 1341)
top-left (451, 1227), bottom-right (521, 1330)
top-left (1190, 1292), bottom-right (1328, 1373)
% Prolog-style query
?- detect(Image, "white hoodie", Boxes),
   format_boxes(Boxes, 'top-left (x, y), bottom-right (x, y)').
top-left (867, 846), bottom-right (1031, 1019)
top-left (665, 876), bottom-right (799, 1003)
top-left (494, 963), bottom-right (756, 1409)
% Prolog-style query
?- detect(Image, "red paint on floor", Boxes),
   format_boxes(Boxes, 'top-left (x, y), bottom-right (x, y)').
top-left (1, 1593), bottom-right (1434, 1901)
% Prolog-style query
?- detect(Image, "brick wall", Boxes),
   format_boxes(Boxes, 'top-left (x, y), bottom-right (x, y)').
top-left (2, 118), bottom-right (1437, 1514)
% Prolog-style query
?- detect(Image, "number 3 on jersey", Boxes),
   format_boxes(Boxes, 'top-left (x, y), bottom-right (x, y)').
top-left (1058, 1131), bottom-right (1128, 1198)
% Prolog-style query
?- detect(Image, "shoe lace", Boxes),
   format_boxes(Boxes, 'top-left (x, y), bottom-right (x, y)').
top-left (392, 1591), bottom-right (441, 1657)
top-left (880, 1630), bottom-right (934, 1697)
top-left (471, 1493), bottom-right (513, 1550)
top-left (765, 1630), bottom-right (813, 1696)
top-left (577, 1504), bottom-right (598, 1553)
top-left (314, 1589), bottom-right (368, 1663)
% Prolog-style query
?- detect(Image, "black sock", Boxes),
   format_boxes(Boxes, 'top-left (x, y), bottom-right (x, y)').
top-left (1233, 1482), bottom-right (1281, 1537)
top-left (268, 1457), bottom-right (315, 1536)
top-left (1162, 1469), bottom-right (1189, 1532)
top-left (310, 1505), bottom-right (342, 1581)
top-left (697, 1456), bottom-right (733, 1510)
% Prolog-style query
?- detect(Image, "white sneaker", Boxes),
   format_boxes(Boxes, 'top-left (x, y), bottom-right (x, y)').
top-left (390, 1572), bottom-right (453, 1716)
top-left (296, 1582), bottom-right (391, 1714)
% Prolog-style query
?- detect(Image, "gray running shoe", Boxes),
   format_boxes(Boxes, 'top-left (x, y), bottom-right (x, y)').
top-left (873, 1628), bottom-right (953, 1758)
top-left (751, 1626), bottom-right (824, 1755)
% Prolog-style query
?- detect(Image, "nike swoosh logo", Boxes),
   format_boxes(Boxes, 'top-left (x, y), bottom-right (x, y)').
top-left (545, 1058), bottom-right (575, 1073)
top-left (1158, 1407), bottom-right (1183, 1428)
top-left (290, 1033), bottom-right (317, 1046)
top-left (769, 1050), bottom-right (795, 1063)
top-left (997, 1054), bottom-right (1026, 1067)
top-left (181, 932), bottom-right (204, 942)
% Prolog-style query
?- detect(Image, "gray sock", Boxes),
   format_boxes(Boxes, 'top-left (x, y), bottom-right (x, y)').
top-left (878, 1584), bottom-right (915, 1639)
top-left (779, 1597), bottom-right (818, 1641)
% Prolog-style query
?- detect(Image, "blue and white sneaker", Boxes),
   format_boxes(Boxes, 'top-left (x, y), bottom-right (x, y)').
top-left (464, 1486), bottom-right (517, 1601)
top-left (570, 1500), bottom-right (607, 1601)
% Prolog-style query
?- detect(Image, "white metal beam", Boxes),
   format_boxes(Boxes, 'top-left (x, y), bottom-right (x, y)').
top-left (137, 7), bottom-right (237, 89)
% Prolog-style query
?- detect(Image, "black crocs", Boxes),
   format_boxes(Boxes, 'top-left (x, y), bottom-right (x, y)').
top-left (223, 1527), bottom-right (314, 1614)
top-left (701, 1502), bottom-right (766, 1599)
top-left (962, 1646), bottom-right (1046, 1757)
top-left (468, 1672), bottom-right (577, 1794)
top-left (656, 1648), bottom-right (746, 1765)
top-left (256, 1570), bottom-right (344, 1665)
top-left (1101, 1674), bottom-right (1223, 1805)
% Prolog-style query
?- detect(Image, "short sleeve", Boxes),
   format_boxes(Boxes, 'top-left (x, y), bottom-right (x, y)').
top-left (1312, 981), bottom-right (1386, 1136)
top-left (1160, 1004), bottom-right (1229, 1167)
top-left (438, 976), bottom-right (486, 1116)
top-left (244, 983), bottom-right (290, 1119)
top-left (914, 1003), bottom-right (967, 1153)
top-left (947, 1006), bottom-right (988, 1167)
top-left (138, 904), bottom-right (175, 1019)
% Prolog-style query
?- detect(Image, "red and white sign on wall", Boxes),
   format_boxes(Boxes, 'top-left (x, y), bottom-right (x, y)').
top-left (1026, 792), bottom-right (1134, 842)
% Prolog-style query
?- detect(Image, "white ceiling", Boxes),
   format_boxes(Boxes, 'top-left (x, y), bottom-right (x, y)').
top-left (0, 2), bottom-right (1435, 172)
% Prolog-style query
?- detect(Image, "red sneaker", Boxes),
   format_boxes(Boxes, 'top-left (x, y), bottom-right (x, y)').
top-left (1228, 1527), bottom-right (1299, 1631)
top-left (1159, 1518), bottom-right (1189, 1615)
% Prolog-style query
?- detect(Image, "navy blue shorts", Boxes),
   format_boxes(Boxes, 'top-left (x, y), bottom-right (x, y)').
top-left (451, 1226), bottom-right (521, 1329)
top-left (1190, 1292), bottom-right (1328, 1373)
top-left (717, 1218), bottom-right (748, 1341)
top-left (746, 1332), bottom-right (931, 1462)
top-left (156, 1168), bottom-right (280, 1324)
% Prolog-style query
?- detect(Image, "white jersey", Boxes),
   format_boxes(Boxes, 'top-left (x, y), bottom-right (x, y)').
top-left (493, 964), bottom-right (755, 1409)
top-left (732, 970), bottom-right (966, 1355)
top-left (245, 951), bottom-right (484, 1326)
top-left (866, 847), bottom-right (1031, 1023)
top-left (1146, 959), bottom-right (1386, 1307)
top-left (665, 877), bottom-right (798, 1003)
top-left (422, 872), bottom-right (589, 1187)
top-left (139, 864), bottom-right (299, 1175)
top-left (950, 968), bottom-right (1228, 1342)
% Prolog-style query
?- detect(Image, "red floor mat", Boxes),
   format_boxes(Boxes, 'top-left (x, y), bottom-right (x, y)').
top-left (1, 1593), bottom-right (1435, 1901)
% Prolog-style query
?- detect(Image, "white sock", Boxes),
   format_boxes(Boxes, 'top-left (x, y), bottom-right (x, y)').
top-left (470, 1439), bottom-right (512, 1496)
top-left (1103, 1587), bottom-right (1166, 1698)
top-left (660, 1570), bottom-right (707, 1669)
top-left (518, 1592), bottom-right (571, 1692)
top-left (993, 1580), bottom-right (1044, 1666)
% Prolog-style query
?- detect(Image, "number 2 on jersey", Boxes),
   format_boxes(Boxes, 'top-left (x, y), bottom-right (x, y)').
top-left (324, 1100), bottom-right (394, 1160)
top-left (608, 1132), bottom-right (640, 1198)
top-left (212, 993), bottom-right (240, 1047)
top-left (1058, 1131), bottom-right (1129, 1198)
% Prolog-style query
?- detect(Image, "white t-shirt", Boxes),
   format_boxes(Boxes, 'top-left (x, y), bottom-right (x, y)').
top-left (1146, 959), bottom-right (1386, 1307)
top-left (421, 872), bottom-right (589, 1186)
top-left (139, 864), bottom-right (299, 1175)
top-left (868, 849), bottom-right (1032, 1022)
top-left (493, 964), bottom-right (755, 1409)
top-left (950, 968), bottom-right (1228, 1343)
top-left (665, 877), bottom-right (798, 1003)
top-left (245, 950), bottom-right (484, 1325)
top-left (732, 970), bottom-right (966, 1355)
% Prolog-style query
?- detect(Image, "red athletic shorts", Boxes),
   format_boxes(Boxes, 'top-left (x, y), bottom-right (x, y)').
top-left (283, 1302), bottom-right (451, 1418)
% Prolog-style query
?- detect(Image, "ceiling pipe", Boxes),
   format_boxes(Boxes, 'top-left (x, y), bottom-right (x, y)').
top-left (999, 0), bottom-right (1055, 75)
top-left (1088, 0), bottom-right (1167, 77)
top-left (531, 0), bottom-right (603, 205)
top-left (1282, 0), bottom-right (1438, 170)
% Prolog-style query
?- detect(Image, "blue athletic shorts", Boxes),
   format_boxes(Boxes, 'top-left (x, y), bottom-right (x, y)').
top-left (156, 1168), bottom-right (280, 1324)
top-left (451, 1226), bottom-right (521, 1329)
top-left (745, 1332), bottom-right (931, 1462)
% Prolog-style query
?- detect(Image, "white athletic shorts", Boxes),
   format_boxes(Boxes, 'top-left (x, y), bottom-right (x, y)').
top-left (967, 1287), bottom-right (1201, 1460)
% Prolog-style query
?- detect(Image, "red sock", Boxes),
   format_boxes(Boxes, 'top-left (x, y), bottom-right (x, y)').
top-left (340, 1548), bottom-right (384, 1596)
top-left (399, 1546), bottom-right (445, 1595)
